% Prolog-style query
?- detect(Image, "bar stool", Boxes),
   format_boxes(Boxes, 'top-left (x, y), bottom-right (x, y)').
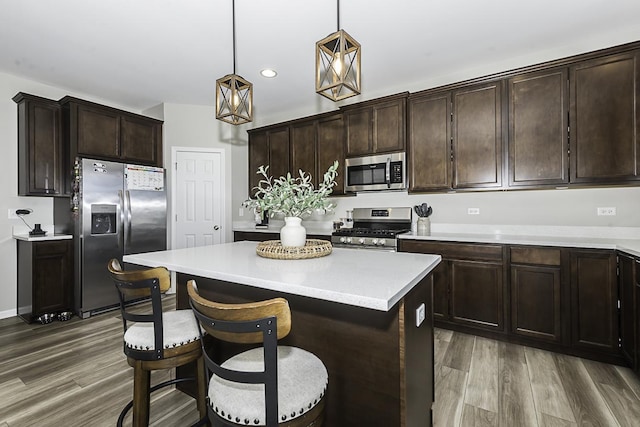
top-left (108, 259), bottom-right (207, 427)
top-left (187, 280), bottom-right (328, 427)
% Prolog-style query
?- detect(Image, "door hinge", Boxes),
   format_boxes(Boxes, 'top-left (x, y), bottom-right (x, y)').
top-left (175, 213), bottom-right (178, 222)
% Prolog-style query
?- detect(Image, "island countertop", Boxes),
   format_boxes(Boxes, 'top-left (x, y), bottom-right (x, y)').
top-left (123, 241), bottom-right (441, 311)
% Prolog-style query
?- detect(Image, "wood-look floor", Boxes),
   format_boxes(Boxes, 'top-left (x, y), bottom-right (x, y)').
top-left (2, 297), bottom-right (640, 427)
top-left (434, 328), bottom-right (640, 427)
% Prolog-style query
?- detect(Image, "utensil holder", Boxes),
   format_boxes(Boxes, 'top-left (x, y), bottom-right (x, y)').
top-left (417, 217), bottom-right (431, 236)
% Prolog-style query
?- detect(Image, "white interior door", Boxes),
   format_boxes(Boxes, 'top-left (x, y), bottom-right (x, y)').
top-left (174, 149), bottom-right (225, 248)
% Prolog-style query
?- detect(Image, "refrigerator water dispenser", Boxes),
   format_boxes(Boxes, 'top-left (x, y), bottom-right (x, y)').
top-left (91, 204), bottom-right (116, 235)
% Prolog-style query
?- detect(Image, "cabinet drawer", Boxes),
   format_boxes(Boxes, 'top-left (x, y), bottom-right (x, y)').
top-left (34, 240), bottom-right (71, 256)
top-left (510, 246), bottom-right (561, 266)
top-left (401, 240), bottom-right (503, 262)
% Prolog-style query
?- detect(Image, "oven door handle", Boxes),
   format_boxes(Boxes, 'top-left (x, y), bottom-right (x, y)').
top-left (386, 157), bottom-right (391, 188)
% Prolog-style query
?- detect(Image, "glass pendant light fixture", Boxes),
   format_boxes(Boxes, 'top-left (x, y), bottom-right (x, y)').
top-left (216, 0), bottom-right (253, 125)
top-left (315, 0), bottom-right (361, 101)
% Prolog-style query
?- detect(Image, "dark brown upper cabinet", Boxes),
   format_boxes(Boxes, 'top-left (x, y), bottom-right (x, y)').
top-left (60, 97), bottom-right (163, 168)
top-left (247, 126), bottom-right (290, 197)
top-left (508, 68), bottom-right (569, 188)
top-left (316, 114), bottom-right (346, 196)
top-left (409, 82), bottom-right (503, 192)
top-left (570, 51), bottom-right (640, 184)
top-left (13, 93), bottom-right (64, 196)
top-left (249, 113), bottom-right (346, 198)
top-left (452, 81), bottom-right (504, 189)
top-left (408, 91), bottom-right (452, 192)
top-left (342, 93), bottom-right (407, 157)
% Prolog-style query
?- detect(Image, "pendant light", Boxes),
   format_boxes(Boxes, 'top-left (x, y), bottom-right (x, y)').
top-left (315, 0), bottom-right (361, 101)
top-left (216, 0), bottom-right (253, 125)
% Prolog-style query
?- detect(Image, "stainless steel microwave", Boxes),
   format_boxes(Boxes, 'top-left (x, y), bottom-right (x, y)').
top-left (344, 152), bottom-right (407, 192)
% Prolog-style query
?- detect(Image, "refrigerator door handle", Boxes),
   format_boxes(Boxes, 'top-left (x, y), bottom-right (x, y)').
top-left (118, 190), bottom-right (125, 250)
top-left (125, 190), bottom-right (132, 249)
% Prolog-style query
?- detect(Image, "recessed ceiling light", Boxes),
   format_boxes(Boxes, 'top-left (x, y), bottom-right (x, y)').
top-left (260, 69), bottom-right (277, 78)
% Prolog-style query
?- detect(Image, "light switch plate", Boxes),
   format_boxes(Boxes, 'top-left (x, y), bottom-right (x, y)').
top-left (467, 208), bottom-right (480, 215)
top-left (416, 303), bottom-right (426, 327)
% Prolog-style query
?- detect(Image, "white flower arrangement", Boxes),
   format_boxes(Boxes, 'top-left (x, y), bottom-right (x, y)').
top-left (243, 161), bottom-right (339, 218)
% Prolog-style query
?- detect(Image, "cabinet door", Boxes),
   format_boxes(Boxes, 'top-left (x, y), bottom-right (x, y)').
top-left (373, 98), bottom-right (406, 153)
top-left (619, 253), bottom-right (636, 367)
top-left (508, 69), bottom-right (569, 187)
top-left (570, 51), bottom-right (640, 184)
top-left (511, 264), bottom-right (562, 343)
top-left (509, 246), bottom-right (564, 343)
top-left (408, 92), bottom-right (452, 191)
top-left (450, 260), bottom-right (504, 331)
top-left (432, 260), bottom-right (449, 320)
top-left (344, 108), bottom-right (372, 157)
top-left (317, 114), bottom-right (346, 196)
top-left (570, 250), bottom-right (618, 353)
top-left (452, 82), bottom-right (503, 189)
top-left (15, 94), bottom-right (63, 195)
top-left (248, 131), bottom-right (269, 196)
top-left (268, 127), bottom-right (291, 179)
top-left (636, 260), bottom-right (640, 375)
top-left (290, 121), bottom-right (317, 185)
top-left (76, 104), bottom-right (121, 159)
top-left (120, 115), bottom-right (162, 165)
top-left (33, 241), bottom-right (73, 316)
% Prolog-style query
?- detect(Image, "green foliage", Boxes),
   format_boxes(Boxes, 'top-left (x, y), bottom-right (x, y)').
top-left (243, 161), bottom-right (339, 218)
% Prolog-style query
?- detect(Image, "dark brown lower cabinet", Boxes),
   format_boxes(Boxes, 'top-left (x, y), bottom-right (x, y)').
top-left (570, 249), bottom-right (619, 355)
top-left (400, 239), bottom-right (625, 365)
top-left (233, 231), bottom-right (330, 242)
top-left (450, 260), bottom-right (504, 331)
top-left (619, 253), bottom-right (636, 368)
top-left (509, 246), bottom-right (564, 344)
top-left (17, 239), bottom-right (74, 323)
top-left (636, 260), bottom-right (640, 375)
top-left (398, 240), bottom-right (506, 334)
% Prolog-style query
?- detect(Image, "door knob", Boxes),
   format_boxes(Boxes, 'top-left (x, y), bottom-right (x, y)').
top-left (213, 225), bottom-right (220, 230)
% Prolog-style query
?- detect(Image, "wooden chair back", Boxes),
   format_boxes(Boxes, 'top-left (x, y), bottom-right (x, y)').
top-left (108, 258), bottom-right (171, 360)
top-left (187, 279), bottom-right (291, 344)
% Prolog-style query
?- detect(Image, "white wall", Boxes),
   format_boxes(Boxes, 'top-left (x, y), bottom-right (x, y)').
top-left (159, 102), bottom-right (249, 244)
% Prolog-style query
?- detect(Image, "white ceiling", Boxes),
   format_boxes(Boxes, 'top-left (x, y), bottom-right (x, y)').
top-left (2, 0), bottom-right (640, 124)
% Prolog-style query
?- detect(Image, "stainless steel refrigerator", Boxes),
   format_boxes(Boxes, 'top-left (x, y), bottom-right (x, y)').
top-left (55, 158), bottom-right (167, 318)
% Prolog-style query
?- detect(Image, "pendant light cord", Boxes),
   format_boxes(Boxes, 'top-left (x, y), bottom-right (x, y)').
top-left (337, 0), bottom-right (340, 31)
top-left (232, 0), bottom-right (237, 74)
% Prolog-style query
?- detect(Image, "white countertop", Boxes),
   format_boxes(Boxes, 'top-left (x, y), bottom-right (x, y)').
top-left (13, 233), bottom-right (73, 242)
top-left (123, 241), bottom-right (441, 311)
top-left (399, 231), bottom-right (640, 258)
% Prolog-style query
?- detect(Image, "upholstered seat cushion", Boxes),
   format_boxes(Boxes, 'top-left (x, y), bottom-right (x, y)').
top-left (124, 310), bottom-right (200, 350)
top-left (209, 345), bottom-right (328, 425)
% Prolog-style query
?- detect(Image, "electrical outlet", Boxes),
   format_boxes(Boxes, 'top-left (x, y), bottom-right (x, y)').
top-left (239, 207), bottom-right (244, 217)
top-left (8, 209), bottom-right (17, 219)
top-left (416, 303), bottom-right (426, 327)
top-left (597, 207), bottom-right (616, 216)
top-left (467, 207), bottom-right (480, 215)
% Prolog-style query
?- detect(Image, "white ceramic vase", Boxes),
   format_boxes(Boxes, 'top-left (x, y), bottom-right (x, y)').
top-left (280, 216), bottom-right (307, 247)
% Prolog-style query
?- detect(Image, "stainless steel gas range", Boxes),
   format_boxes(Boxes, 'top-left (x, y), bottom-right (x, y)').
top-left (331, 207), bottom-right (412, 251)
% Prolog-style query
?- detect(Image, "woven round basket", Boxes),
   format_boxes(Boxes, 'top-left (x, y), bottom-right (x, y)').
top-left (256, 239), bottom-right (332, 260)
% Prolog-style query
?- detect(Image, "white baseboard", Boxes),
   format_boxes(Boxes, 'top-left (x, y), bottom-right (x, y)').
top-left (0, 308), bottom-right (17, 320)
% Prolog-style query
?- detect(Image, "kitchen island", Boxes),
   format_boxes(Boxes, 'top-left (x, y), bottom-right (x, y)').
top-left (124, 241), bottom-right (441, 427)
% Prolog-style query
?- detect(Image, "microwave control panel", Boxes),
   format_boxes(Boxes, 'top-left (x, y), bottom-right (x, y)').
top-left (391, 161), bottom-right (403, 183)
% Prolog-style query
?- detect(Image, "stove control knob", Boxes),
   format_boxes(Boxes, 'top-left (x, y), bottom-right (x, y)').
top-left (346, 237), bottom-right (352, 244)
top-left (340, 237), bottom-right (347, 243)
top-left (358, 238), bottom-right (366, 244)
top-left (378, 239), bottom-right (386, 246)
top-left (371, 238), bottom-right (378, 245)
